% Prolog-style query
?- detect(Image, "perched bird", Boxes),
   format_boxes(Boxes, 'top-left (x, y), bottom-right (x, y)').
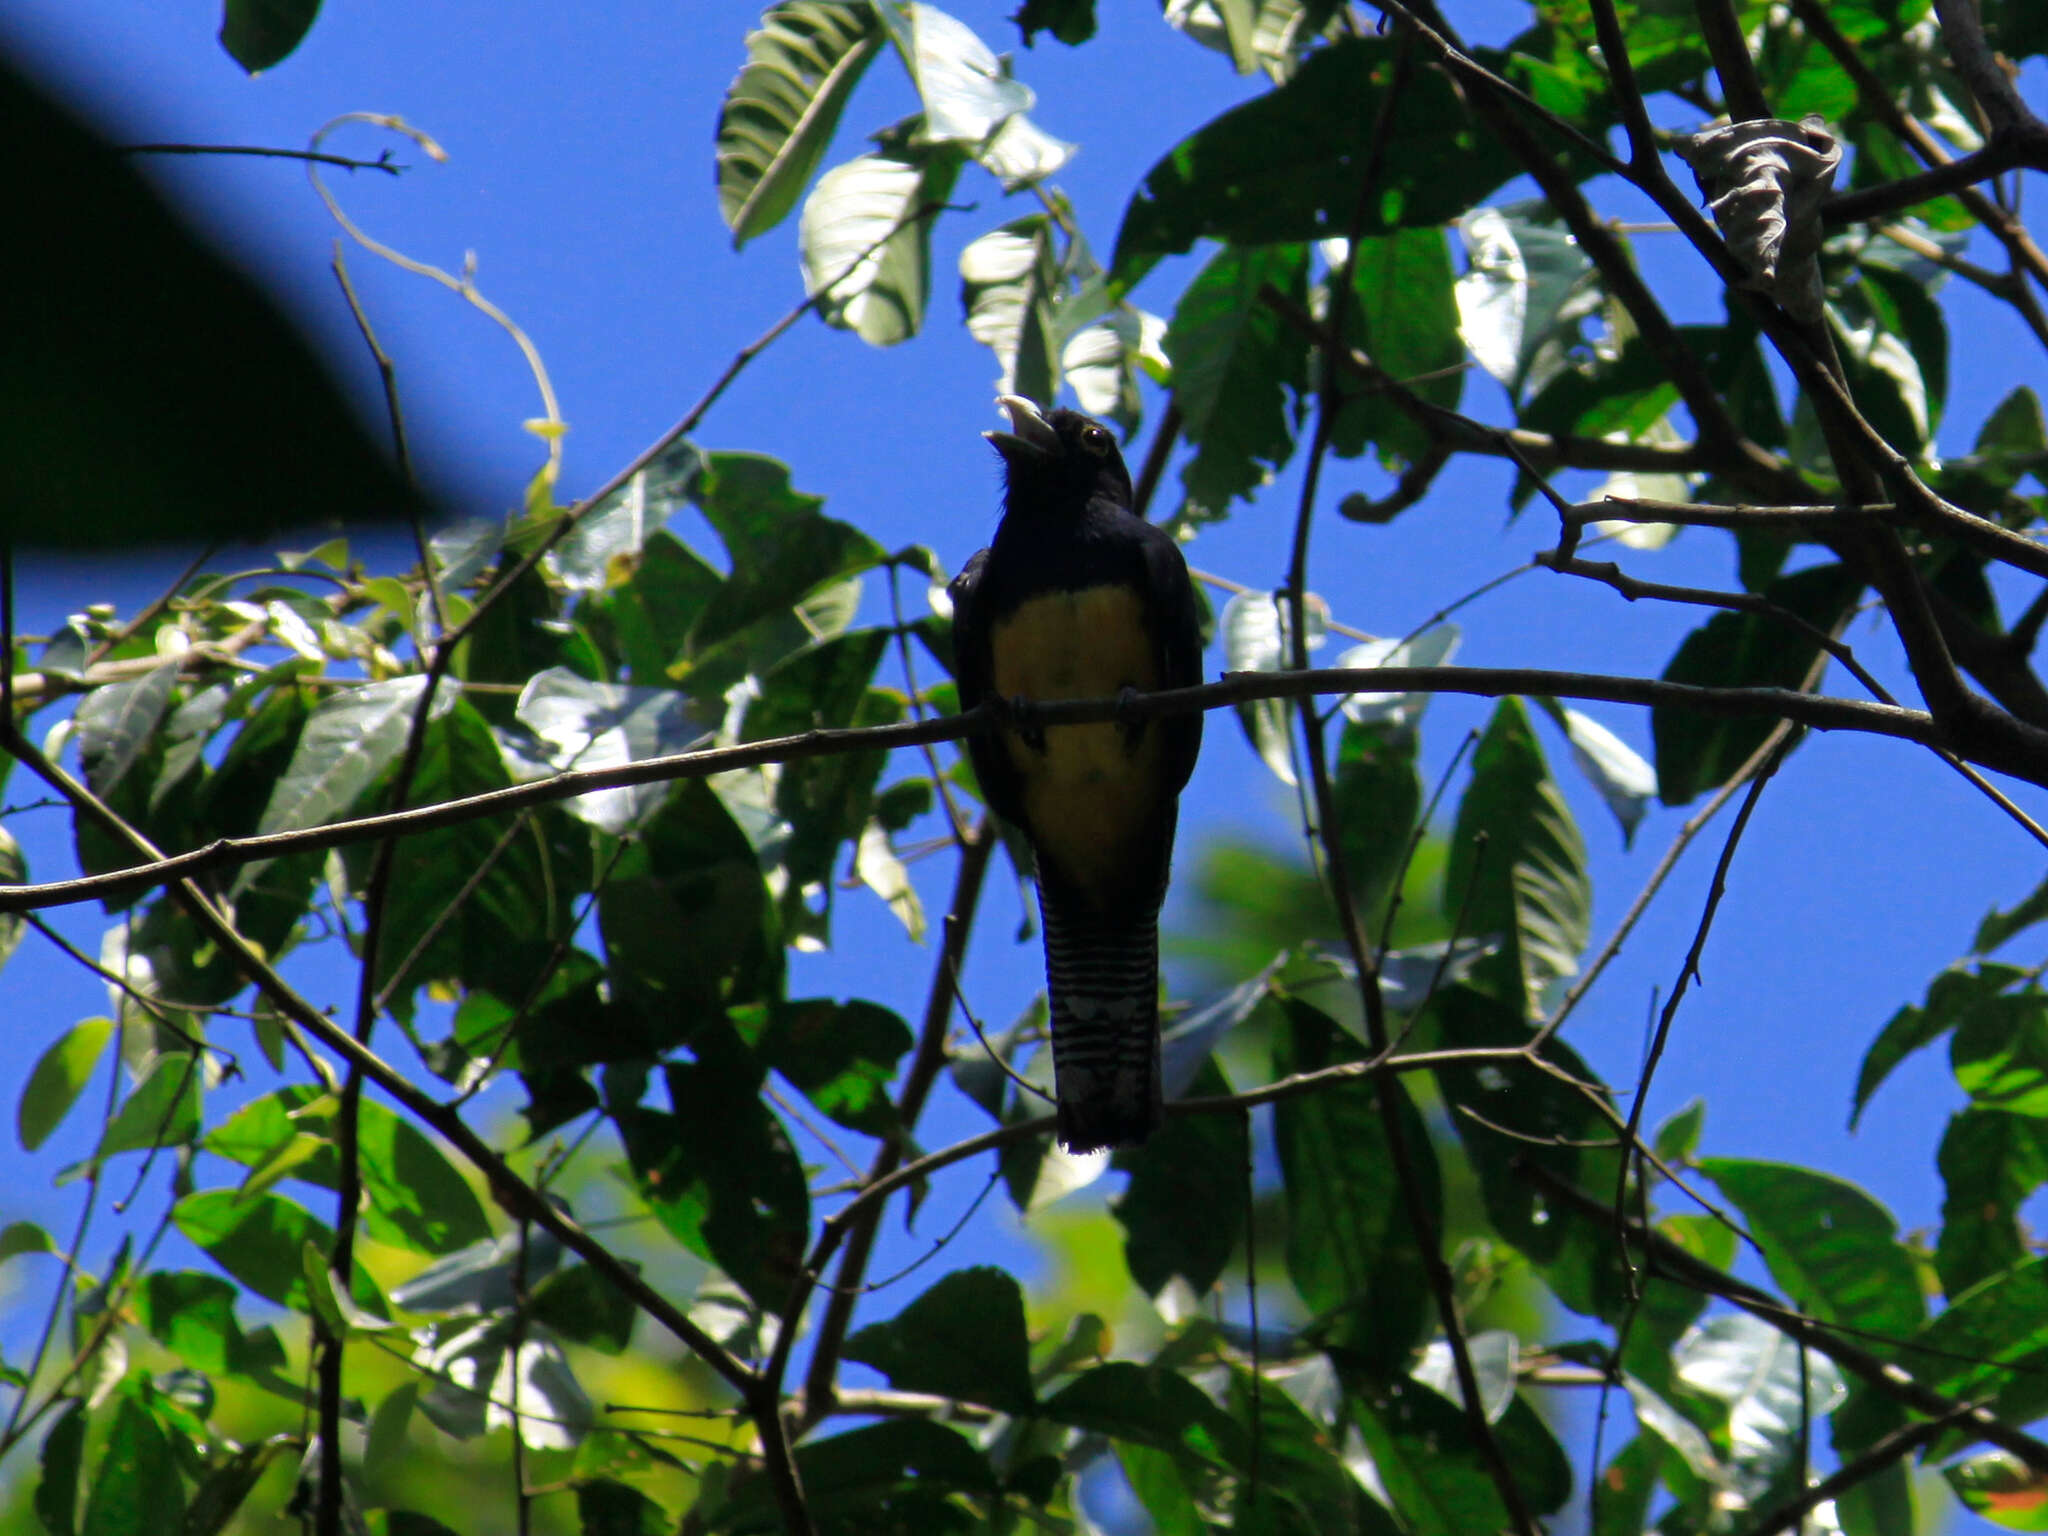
top-left (949, 396), bottom-right (1204, 1152)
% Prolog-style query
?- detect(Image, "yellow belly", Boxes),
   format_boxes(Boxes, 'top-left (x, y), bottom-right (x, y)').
top-left (990, 586), bottom-right (1162, 902)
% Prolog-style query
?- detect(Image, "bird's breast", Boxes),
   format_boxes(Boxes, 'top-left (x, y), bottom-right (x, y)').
top-left (989, 584), bottom-right (1165, 905)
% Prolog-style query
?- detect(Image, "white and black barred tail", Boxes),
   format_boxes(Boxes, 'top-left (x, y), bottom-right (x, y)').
top-left (1038, 878), bottom-right (1163, 1153)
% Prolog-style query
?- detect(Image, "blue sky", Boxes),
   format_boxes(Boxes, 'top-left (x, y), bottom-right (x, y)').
top-left (5, 0), bottom-right (2048, 1517)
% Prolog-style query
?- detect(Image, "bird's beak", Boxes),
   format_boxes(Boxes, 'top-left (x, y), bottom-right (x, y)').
top-left (983, 394), bottom-right (1059, 464)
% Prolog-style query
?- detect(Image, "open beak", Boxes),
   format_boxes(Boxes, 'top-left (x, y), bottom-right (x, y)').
top-left (983, 394), bottom-right (1059, 464)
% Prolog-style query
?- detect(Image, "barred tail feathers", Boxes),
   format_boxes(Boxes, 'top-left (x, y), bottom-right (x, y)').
top-left (1037, 877), bottom-right (1163, 1153)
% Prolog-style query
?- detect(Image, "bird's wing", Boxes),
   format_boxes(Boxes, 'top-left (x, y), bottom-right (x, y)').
top-left (948, 546), bottom-right (1030, 831)
top-left (1139, 523), bottom-right (1205, 798)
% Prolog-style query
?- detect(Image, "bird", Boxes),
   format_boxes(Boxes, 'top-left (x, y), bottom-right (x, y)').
top-left (949, 395), bottom-right (1204, 1153)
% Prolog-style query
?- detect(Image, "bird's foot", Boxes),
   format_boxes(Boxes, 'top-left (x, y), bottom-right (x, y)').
top-left (1114, 684), bottom-right (1147, 750)
top-left (993, 692), bottom-right (1047, 753)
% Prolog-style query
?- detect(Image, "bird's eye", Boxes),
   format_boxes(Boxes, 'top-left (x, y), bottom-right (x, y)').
top-left (1080, 425), bottom-right (1112, 457)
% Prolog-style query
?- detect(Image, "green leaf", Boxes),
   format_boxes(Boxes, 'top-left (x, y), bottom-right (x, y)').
top-left (1112, 36), bottom-right (1522, 286)
top-left (18, 1015), bottom-right (114, 1151)
top-left (1454, 202), bottom-right (1601, 400)
top-left (615, 1025), bottom-right (807, 1311)
top-left (1653, 1098), bottom-right (1706, 1162)
top-left (1945, 1451), bottom-right (2048, 1531)
top-left (1699, 1158), bottom-right (1924, 1339)
top-left (1012, 0), bottom-right (1096, 46)
top-left (716, 1), bottom-right (885, 247)
top-left (1431, 984), bottom-right (1625, 1320)
top-left (1673, 1312), bottom-right (1844, 1492)
top-left (752, 998), bottom-right (913, 1137)
top-left (219, 0), bottom-right (321, 71)
top-left (1448, 697), bottom-right (1591, 1012)
top-left (1908, 1256), bottom-right (2048, 1432)
top-left (1976, 871), bottom-right (2048, 954)
top-left (717, 1419), bottom-right (995, 1532)
top-left (0, 1220), bottom-right (55, 1266)
top-left (183, 1436), bottom-right (292, 1536)
top-left (1954, 989), bottom-right (2048, 1114)
top-left (35, 1398), bottom-right (84, 1536)
top-left (242, 676), bottom-right (459, 871)
top-left (1062, 306), bottom-right (1166, 435)
top-left (1043, 1361), bottom-right (1245, 1465)
top-left (1218, 586), bottom-right (1327, 786)
top-left (1853, 962), bottom-right (2028, 1127)
top-left (137, 1271), bottom-right (247, 1377)
top-left (1936, 1108), bottom-right (2048, 1298)
top-left (530, 1263), bottom-right (639, 1356)
top-left (1349, 1374), bottom-right (1508, 1536)
top-left (1274, 1000), bottom-right (1432, 1370)
top-left (798, 142), bottom-right (964, 347)
top-left (2, 56), bottom-right (416, 546)
top-left (1231, 1370), bottom-right (1399, 1533)
top-left (81, 1396), bottom-right (184, 1536)
top-left (1653, 562), bottom-right (1864, 805)
top-left (0, 823), bottom-right (24, 978)
top-left (686, 453), bottom-right (888, 664)
top-left (74, 664), bottom-right (178, 798)
top-left (575, 1480), bottom-right (669, 1536)
top-left (172, 1189), bottom-right (382, 1315)
top-left (884, 3), bottom-right (1035, 143)
top-left (1539, 699), bottom-right (1657, 848)
top-left (1332, 714), bottom-right (1421, 924)
top-left (959, 216), bottom-right (1062, 405)
top-left (1167, 242), bottom-right (1310, 514)
top-left (93, 1053), bottom-right (203, 1161)
top-left (1330, 227), bottom-right (1464, 467)
top-left (845, 1267), bottom-right (1037, 1415)
top-left (1112, 1059), bottom-right (1245, 1297)
top-left (599, 782), bottom-right (781, 1045)
top-left (513, 668), bottom-right (715, 835)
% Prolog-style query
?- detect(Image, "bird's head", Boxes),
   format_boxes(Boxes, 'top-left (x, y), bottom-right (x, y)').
top-left (985, 395), bottom-right (1133, 514)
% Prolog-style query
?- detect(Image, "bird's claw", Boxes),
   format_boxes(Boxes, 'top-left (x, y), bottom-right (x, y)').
top-left (993, 692), bottom-right (1047, 753)
top-left (1114, 685), bottom-right (1146, 750)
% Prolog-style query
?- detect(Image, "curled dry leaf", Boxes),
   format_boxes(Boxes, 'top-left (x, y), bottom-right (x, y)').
top-left (1674, 115), bottom-right (1841, 323)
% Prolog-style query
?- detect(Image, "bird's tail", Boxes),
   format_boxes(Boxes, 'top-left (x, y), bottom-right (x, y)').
top-left (1037, 876), bottom-right (1163, 1154)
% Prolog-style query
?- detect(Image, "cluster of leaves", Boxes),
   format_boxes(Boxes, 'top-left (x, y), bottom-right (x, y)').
top-left (11, 2), bottom-right (2048, 1535)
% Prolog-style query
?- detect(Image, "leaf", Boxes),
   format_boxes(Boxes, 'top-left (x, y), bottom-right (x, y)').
top-left (1218, 586), bottom-right (1326, 785)
top-left (18, 1015), bottom-right (114, 1151)
top-left (798, 142), bottom-right (964, 347)
top-left (1653, 562), bottom-right (1863, 804)
top-left (1976, 872), bottom-right (2048, 954)
top-left (717, 1418), bottom-right (995, 1531)
top-left (959, 216), bottom-right (1062, 404)
top-left (1699, 1158), bottom-right (1924, 1340)
top-left (1349, 1374), bottom-right (1509, 1536)
top-left (1012, 0), bottom-right (1096, 46)
top-left (74, 664), bottom-right (178, 798)
top-left (1335, 623), bottom-right (1461, 731)
top-left (35, 1398), bottom-right (84, 1536)
top-left (575, 1480), bottom-right (669, 1536)
top-left (93, 1053), bottom-right (203, 1161)
top-left (1954, 989), bottom-right (2048, 1114)
top-left (1112, 1059), bottom-right (1245, 1296)
top-left (1673, 1312), bottom-right (1845, 1495)
top-left (1455, 203), bottom-right (1602, 399)
top-left (1, 55), bottom-right (416, 546)
top-left (1112, 36), bottom-right (1523, 286)
top-left (183, 1437), bottom-right (292, 1536)
top-left (173, 1189), bottom-right (382, 1315)
top-left (1936, 1108), bottom-right (2048, 1298)
top-left (1431, 984), bottom-right (1625, 1320)
top-left (1329, 227), bottom-right (1465, 467)
top-left (1909, 1256), bottom-right (2048, 1435)
top-left (614, 1028), bottom-right (807, 1311)
top-left (80, 1395), bottom-right (184, 1536)
top-left (886, 3), bottom-right (1035, 143)
top-left (752, 998), bottom-right (914, 1137)
top-left (976, 110), bottom-right (1077, 190)
top-left (550, 442), bottom-right (702, 594)
top-left (1411, 1332), bottom-right (1518, 1423)
top-left (1448, 697), bottom-right (1591, 1013)
top-left (219, 0), bottom-right (321, 71)
top-left (1167, 242), bottom-right (1310, 514)
top-left (513, 668), bottom-right (714, 834)
top-left (1063, 307), bottom-right (1167, 435)
top-left (1539, 700), bottom-right (1657, 848)
top-left (1043, 1361), bottom-right (1245, 1464)
top-left (1230, 1369), bottom-right (1399, 1533)
top-left (845, 1267), bottom-right (1037, 1414)
top-left (1274, 1001), bottom-right (1433, 1370)
top-left (245, 675), bottom-right (459, 851)
top-left (1853, 961), bottom-right (2029, 1127)
top-left (1946, 1451), bottom-right (2048, 1531)
top-left (716, 1), bottom-right (885, 247)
